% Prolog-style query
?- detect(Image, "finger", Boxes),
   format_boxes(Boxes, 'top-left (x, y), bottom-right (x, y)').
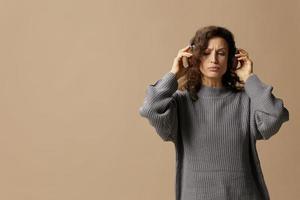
top-left (236, 55), bottom-right (249, 59)
top-left (236, 54), bottom-right (249, 59)
top-left (237, 56), bottom-right (249, 60)
top-left (237, 48), bottom-right (246, 52)
top-left (180, 45), bottom-right (191, 52)
top-left (178, 52), bottom-right (193, 58)
top-left (235, 52), bottom-right (248, 56)
top-left (237, 48), bottom-right (249, 55)
top-left (182, 57), bottom-right (189, 68)
top-left (182, 52), bottom-right (193, 56)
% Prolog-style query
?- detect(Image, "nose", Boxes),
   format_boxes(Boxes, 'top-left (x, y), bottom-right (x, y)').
top-left (210, 51), bottom-right (218, 63)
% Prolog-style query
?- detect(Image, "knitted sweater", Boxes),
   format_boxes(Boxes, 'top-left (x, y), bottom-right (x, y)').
top-left (139, 72), bottom-right (289, 200)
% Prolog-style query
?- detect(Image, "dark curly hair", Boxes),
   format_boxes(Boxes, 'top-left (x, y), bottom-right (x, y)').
top-left (178, 25), bottom-right (244, 102)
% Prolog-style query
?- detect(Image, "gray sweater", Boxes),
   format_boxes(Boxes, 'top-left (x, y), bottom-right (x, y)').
top-left (139, 72), bottom-right (289, 200)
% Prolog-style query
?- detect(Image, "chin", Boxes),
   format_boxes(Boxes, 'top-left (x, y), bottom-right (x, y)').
top-left (206, 73), bottom-right (223, 79)
top-left (200, 69), bottom-right (226, 79)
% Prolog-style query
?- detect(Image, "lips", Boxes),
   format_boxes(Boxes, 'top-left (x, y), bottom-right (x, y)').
top-left (208, 66), bottom-right (220, 71)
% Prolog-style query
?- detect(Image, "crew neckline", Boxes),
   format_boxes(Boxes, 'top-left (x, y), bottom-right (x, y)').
top-left (197, 85), bottom-right (233, 98)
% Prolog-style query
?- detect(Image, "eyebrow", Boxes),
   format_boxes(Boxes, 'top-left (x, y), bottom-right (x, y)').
top-left (206, 47), bottom-right (227, 51)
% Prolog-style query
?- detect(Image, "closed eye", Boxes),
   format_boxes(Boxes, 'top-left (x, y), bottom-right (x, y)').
top-left (203, 51), bottom-right (226, 56)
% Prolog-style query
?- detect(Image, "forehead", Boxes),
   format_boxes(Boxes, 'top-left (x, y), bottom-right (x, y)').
top-left (206, 37), bottom-right (228, 50)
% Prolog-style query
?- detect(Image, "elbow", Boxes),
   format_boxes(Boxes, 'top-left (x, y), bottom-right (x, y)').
top-left (139, 105), bottom-right (146, 117)
top-left (256, 107), bottom-right (289, 140)
top-left (139, 103), bottom-right (153, 118)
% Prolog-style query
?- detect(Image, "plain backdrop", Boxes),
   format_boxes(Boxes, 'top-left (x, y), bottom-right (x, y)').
top-left (0, 0), bottom-right (299, 199)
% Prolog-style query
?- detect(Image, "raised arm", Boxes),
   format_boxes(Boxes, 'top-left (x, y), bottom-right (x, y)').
top-left (139, 45), bottom-right (193, 143)
top-left (139, 72), bottom-right (180, 143)
top-left (244, 74), bottom-right (289, 140)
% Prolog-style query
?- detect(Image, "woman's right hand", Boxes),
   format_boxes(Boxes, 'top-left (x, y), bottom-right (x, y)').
top-left (170, 45), bottom-right (193, 80)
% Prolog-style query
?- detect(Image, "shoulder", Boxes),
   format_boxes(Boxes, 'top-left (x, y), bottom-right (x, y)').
top-left (232, 89), bottom-right (251, 105)
top-left (173, 89), bottom-right (188, 100)
top-left (173, 89), bottom-right (193, 106)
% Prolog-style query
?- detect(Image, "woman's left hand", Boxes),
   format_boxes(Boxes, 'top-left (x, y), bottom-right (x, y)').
top-left (235, 48), bottom-right (253, 82)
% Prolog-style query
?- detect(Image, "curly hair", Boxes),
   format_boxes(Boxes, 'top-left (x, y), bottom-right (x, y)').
top-left (178, 25), bottom-right (245, 102)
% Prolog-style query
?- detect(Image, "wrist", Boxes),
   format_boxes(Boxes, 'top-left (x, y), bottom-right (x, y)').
top-left (241, 73), bottom-right (254, 82)
top-left (170, 70), bottom-right (180, 80)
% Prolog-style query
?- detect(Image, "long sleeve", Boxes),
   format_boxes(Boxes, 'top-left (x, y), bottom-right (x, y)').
top-left (139, 72), bottom-right (180, 143)
top-left (244, 74), bottom-right (289, 140)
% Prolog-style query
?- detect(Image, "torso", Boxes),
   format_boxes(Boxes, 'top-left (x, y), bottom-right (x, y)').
top-left (176, 89), bottom-right (263, 200)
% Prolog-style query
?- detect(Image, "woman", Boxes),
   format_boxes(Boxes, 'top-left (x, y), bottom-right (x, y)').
top-left (139, 25), bottom-right (289, 200)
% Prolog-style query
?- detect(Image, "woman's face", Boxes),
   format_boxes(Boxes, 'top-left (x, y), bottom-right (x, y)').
top-left (199, 37), bottom-right (229, 80)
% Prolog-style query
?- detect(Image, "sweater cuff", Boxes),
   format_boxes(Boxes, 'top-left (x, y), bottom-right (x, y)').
top-left (150, 72), bottom-right (178, 93)
top-left (244, 74), bottom-right (270, 99)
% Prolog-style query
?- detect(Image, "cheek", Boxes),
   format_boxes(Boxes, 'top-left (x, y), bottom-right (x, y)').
top-left (222, 57), bottom-right (228, 64)
top-left (199, 58), bottom-right (209, 68)
top-left (199, 62), bottom-right (206, 72)
top-left (219, 57), bottom-right (228, 71)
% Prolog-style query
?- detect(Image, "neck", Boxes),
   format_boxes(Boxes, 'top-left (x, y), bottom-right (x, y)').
top-left (198, 83), bottom-right (231, 98)
top-left (201, 77), bottom-right (223, 88)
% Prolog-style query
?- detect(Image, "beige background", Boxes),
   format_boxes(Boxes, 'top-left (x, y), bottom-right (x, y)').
top-left (0, 0), bottom-right (299, 199)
